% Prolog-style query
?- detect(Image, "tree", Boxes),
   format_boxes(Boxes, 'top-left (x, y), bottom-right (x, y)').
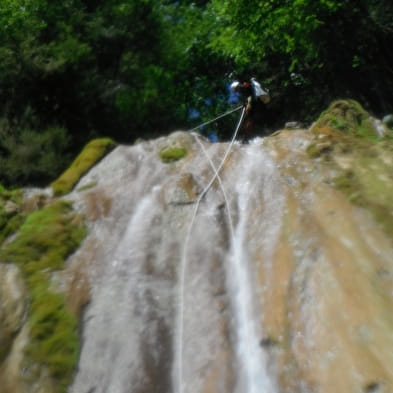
top-left (208, 0), bottom-right (393, 122)
top-left (0, 0), bottom-right (199, 186)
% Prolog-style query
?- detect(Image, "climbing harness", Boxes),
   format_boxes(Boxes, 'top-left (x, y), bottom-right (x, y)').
top-left (176, 107), bottom-right (246, 393)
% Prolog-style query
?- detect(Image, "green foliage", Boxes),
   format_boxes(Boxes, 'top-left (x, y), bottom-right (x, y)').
top-left (0, 112), bottom-right (72, 187)
top-left (75, 0), bottom-right (188, 140)
top-left (1, 0), bottom-right (393, 187)
top-left (166, 1), bottom-right (235, 133)
top-left (159, 146), bottom-right (188, 163)
top-left (0, 0), bottom-right (200, 189)
top-left (51, 138), bottom-right (116, 196)
top-left (0, 200), bottom-right (86, 392)
top-left (208, 0), bottom-right (393, 122)
top-left (0, 213), bottom-right (25, 245)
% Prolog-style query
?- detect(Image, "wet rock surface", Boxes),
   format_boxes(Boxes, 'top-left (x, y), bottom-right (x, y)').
top-left (2, 105), bottom-right (393, 393)
top-left (65, 125), bottom-right (393, 393)
top-left (0, 264), bottom-right (29, 393)
top-left (0, 264), bottom-right (26, 363)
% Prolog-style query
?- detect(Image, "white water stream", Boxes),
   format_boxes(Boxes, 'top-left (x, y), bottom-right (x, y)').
top-left (226, 143), bottom-right (282, 393)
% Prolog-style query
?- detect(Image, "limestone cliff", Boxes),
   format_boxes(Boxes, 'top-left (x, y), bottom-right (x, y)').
top-left (1, 100), bottom-right (393, 393)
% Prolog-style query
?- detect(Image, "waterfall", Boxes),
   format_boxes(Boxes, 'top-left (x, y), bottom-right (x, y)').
top-left (70, 193), bottom-right (166, 393)
top-left (33, 128), bottom-right (393, 393)
top-left (68, 142), bottom-right (177, 393)
top-left (175, 136), bottom-right (279, 393)
top-left (226, 142), bottom-right (279, 393)
top-left (68, 135), bottom-right (282, 393)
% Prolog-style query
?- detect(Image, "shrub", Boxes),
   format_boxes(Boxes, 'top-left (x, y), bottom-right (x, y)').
top-left (0, 114), bottom-right (72, 187)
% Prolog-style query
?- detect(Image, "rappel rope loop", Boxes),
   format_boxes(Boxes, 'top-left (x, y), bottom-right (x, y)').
top-left (176, 107), bottom-right (246, 393)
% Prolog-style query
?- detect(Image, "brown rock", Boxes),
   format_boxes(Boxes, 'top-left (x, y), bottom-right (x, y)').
top-left (0, 264), bottom-right (27, 363)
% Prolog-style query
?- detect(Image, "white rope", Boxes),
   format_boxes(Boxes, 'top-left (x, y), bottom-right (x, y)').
top-left (192, 136), bottom-right (235, 241)
top-left (189, 105), bottom-right (243, 132)
top-left (176, 107), bottom-right (246, 393)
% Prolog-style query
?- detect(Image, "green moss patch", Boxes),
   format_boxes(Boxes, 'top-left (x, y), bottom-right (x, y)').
top-left (0, 201), bottom-right (87, 392)
top-left (312, 99), bottom-right (380, 141)
top-left (0, 187), bottom-right (26, 245)
top-left (159, 146), bottom-right (187, 163)
top-left (77, 181), bottom-right (97, 192)
top-left (51, 138), bottom-right (116, 196)
top-left (332, 146), bottom-right (393, 238)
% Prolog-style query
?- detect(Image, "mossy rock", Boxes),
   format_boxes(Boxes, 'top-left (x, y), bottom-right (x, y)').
top-left (0, 200), bottom-right (87, 392)
top-left (306, 101), bottom-right (393, 242)
top-left (159, 146), bottom-right (188, 163)
top-left (51, 138), bottom-right (116, 196)
top-left (312, 99), bottom-right (379, 140)
top-left (333, 145), bottom-right (393, 228)
top-left (77, 181), bottom-right (97, 192)
top-left (0, 187), bottom-right (26, 245)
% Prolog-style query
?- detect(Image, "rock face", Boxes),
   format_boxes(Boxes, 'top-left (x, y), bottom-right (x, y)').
top-left (65, 123), bottom-right (393, 393)
top-left (0, 264), bottom-right (28, 393)
top-left (1, 102), bottom-right (393, 393)
top-left (0, 264), bottom-right (26, 363)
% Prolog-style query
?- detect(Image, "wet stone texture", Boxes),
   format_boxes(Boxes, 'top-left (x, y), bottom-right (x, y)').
top-left (68, 128), bottom-right (393, 393)
top-left (0, 264), bottom-right (27, 363)
top-left (2, 109), bottom-right (393, 393)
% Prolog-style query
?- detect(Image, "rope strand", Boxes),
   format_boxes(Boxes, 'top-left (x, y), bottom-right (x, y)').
top-left (189, 105), bottom-right (243, 132)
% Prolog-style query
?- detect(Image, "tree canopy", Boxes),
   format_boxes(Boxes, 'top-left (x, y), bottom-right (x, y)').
top-left (0, 0), bottom-right (392, 186)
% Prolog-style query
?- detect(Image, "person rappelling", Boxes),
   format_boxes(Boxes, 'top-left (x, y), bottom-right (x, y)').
top-left (230, 77), bottom-right (270, 140)
top-left (190, 77), bottom-right (270, 143)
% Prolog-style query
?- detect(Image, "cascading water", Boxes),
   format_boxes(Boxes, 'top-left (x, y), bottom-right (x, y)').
top-left (225, 142), bottom-right (280, 393)
top-left (68, 142), bottom-right (180, 393)
top-left (228, 198), bottom-right (268, 393)
top-left (70, 190), bottom-right (176, 393)
top-left (175, 133), bottom-right (279, 393)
